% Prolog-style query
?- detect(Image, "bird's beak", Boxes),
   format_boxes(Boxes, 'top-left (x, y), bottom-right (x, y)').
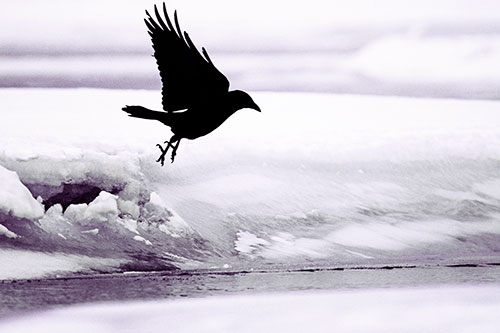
top-left (250, 103), bottom-right (261, 112)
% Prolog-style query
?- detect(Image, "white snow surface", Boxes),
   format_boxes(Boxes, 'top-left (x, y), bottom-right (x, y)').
top-left (0, 249), bottom-right (122, 281)
top-left (2, 88), bottom-right (500, 278)
top-left (0, 165), bottom-right (43, 220)
top-left (1, 285), bottom-right (500, 333)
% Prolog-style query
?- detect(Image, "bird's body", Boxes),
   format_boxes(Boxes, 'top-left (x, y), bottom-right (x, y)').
top-left (123, 3), bottom-right (260, 165)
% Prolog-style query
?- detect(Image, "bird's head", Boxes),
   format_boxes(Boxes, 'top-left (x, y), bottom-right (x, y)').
top-left (229, 90), bottom-right (261, 112)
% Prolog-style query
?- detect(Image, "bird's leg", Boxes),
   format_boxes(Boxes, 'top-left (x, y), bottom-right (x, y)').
top-left (156, 140), bottom-right (174, 166)
top-left (170, 139), bottom-right (181, 163)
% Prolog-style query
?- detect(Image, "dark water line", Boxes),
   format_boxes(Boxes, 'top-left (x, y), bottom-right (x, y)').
top-left (2, 263), bottom-right (500, 320)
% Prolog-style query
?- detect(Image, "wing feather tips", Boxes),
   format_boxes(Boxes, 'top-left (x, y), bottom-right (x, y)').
top-left (173, 10), bottom-right (186, 42)
top-left (183, 32), bottom-right (194, 49)
top-left (154, 4), bottom-right (169, 31)
top-left (184, 32), bottom-right (202, 55)
top-left (145, 3), bottom-right (183, 39)
top-left (146, 2), bottom-right (231, 111)
top-left (144, 18), bottom-right (155, 33)
top-left (163, 3), bottom-right (176, 32)
top-left (202, 47), bottom-right (214, 64)
top-left (146, 13), bottom-right (162, 31)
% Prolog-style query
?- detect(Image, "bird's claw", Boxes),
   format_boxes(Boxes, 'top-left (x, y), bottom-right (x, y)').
top-left (155, 139), bottom-right (179, 165)
top-left (156, 143), bottom-right (168, 166)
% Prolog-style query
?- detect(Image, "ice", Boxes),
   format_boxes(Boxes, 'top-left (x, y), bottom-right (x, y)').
top-left (2, 88), bottom-right (500, 278)
top-left (0, 165), bottom-right (43, 220)
top-left (81, 192), bottom-right (119, 224)
top-left (326, 219), bottom-right (500, 251)
top-left (133, 235), bottom-right (152, 246)
top-left (0, 224), bottom-right (17, 239)
top-left (1, 286), bottom-right (500, 333)
top-left (0, 249), bottom-right (123, 280)
top-left (0, 89), bottom-right (206, 278)
top-left (81, 229), bottom-right (99, 235)
top-left (473, 180), bottom-right (500, 200)
top-left (234, 231), bottom-right (270, 255)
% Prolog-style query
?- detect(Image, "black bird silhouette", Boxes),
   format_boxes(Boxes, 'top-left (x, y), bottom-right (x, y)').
top-left (122, 3), bottom-right (261, 165)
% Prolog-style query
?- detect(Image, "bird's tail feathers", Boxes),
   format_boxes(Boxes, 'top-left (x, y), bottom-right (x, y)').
top-left (122, 105), bottom-right (167, 121)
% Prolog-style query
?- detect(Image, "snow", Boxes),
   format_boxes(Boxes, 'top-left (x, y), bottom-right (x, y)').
top-left (0, 249), bottom-right (122, 280)
top-left (2, 88), bottom-right (500, 278)
top-left (327, 219), bottom-right (500, 251)
top-left (0, 224), bottom-right (18, 239)
top-left (344, 33), bottom-right (500, 96)
top-left (81, 192), bottom-right (118, 224)
top-left (1, 286), bottom-right (500, 332)
top-left (81, 229), bottom-right (99, 236)
top-left (0, 165), bottom-right (44, 220)
top-left (234, 231), bottom-right (270, 255)
top-left (133, 235), bottom-right (152, 246)
top-left (1, 1), bottom-right (500, 98)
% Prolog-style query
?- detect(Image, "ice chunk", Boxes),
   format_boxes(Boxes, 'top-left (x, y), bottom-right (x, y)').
top-left (145, 192), bottom-right (191, 235)
top-left (0, 224), bottom-right (18, 239)
top-left (81, 228), bottom-right (99, 235)
top-left (117, 218), bottom-right (139, 234)
top-left (83, 191), bottom-right (119, 223)
top-left (0, 165), bottom-right (44, 220)
top-left (117, 199), bottom-right (140, 219)
top-left (133, 235), bottom-right (152, 246)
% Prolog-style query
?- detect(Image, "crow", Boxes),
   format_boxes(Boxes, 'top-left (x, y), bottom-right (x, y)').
top-left (122, 3), bottom-right (261, 165)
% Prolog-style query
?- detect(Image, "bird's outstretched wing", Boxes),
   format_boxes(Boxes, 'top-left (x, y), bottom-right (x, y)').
top-left (145, 3), bottom-right (230, 112)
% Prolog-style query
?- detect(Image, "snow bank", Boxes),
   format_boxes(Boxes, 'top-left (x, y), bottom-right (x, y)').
top-left (1, 286), bottom-right (500, 333)
top-left (0, 89), bottom-right (205, 278)
top-left (2, 88), bottom-right (500, 278)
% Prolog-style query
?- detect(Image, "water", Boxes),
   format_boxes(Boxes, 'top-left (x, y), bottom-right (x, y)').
top-left (2, 264), bottom-right (500, 319)
top-left (2, 1), bottom-right (500, 328)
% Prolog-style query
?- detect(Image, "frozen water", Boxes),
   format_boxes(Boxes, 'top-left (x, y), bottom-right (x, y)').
top-left (0, 165), bottom-right (43, 220)
top-left (1, 88), bottom-right (500, 279)
top-left (1, 285), bottom-right (500, 333)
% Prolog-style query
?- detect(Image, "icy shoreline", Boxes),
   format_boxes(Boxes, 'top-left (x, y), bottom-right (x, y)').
top-left (1, 88), bottom-right (500, 280)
